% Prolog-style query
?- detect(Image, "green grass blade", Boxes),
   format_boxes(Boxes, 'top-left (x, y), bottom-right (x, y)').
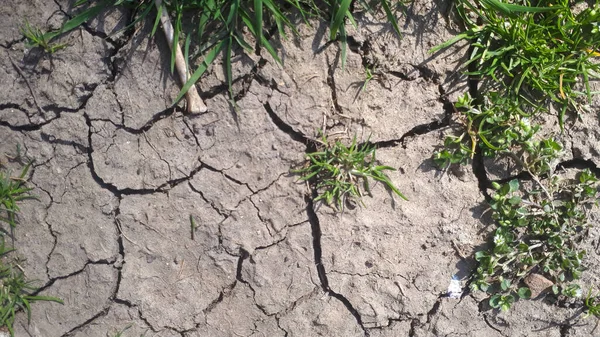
top-left (254, 0), bottom-right (264, 45)
top-left (151, 2), bottom-right (162, 36)
top-left (225, 36), bottom-right (234, 104)
top-left (43, 0), bottom-right (110, 41)
top-left (330, 0), bottom-right (352, 40)
top-left (480, 0), bottom-right (557, 15)
top-left (340, 24), bottom-right (347, 70)
top-left (380, 0), bottom-right (401, 38)
top-left (24, 295), bottom-right (64, 304)
top-left (429, 30), bottom-right (474, 54)
top-left (240, 11), bottom-right (282, 63)
top-left (174, 40), bottom-right (226, 104)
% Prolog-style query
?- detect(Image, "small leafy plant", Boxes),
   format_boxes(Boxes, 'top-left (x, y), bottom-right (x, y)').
top-left (293, 133), bottom-right (407, 210)
top-left (432, 0), bottom-right (600, 313)
top-left (433, 92), bottom-right (562, 171)
top-left (471, 171), bottom-right (598, 311)
top-left (0, 239), bottom-right (63, 336)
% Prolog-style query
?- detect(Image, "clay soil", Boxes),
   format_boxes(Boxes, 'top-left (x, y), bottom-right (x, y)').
top-left (1, 1), bottom-right (600, 336)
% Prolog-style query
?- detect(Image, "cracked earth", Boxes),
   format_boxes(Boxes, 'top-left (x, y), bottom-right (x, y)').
top-left (2, 0), bottom-right (600, 336)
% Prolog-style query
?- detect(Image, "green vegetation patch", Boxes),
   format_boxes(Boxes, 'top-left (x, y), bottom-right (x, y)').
top-left (0, 162), bottom-right (62, 336)
top-left (293, 134), bottom-right (407, 211)
top-left (27, 0), bottom-right (405, 109)
top-left (433, 0), bottom-right (600, 313)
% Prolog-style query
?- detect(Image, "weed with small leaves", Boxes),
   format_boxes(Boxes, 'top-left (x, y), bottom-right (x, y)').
top-left (471, 170), bottom-right (598, 311)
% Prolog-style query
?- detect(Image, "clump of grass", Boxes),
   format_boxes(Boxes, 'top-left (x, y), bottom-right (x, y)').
top-left (584, 288), bottom-right (600, 318)
top-left (38, 0), bottom-right (405, 109)
top-left (432, 0), bottom-right (600, 313)
top-left (431, 0), bottom-right (600, 128)
top-left (0, 162), bottom-right (62, 336)
top-left (293, 133), bottom-right (407, 210)
top-left (0, 238), bottom-right (63, 336)
top-left (0, 163), bottom-right (36, 230)
top-left (21, 20), bottom-right (69, 54)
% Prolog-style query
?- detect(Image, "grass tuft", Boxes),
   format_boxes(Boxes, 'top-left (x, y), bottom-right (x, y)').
top-left (293, 133), bottom-right (407, 211)
top-left (39, 0), bottom-right (404, 111)
top-left (0, 161), bottom-right (62, 336)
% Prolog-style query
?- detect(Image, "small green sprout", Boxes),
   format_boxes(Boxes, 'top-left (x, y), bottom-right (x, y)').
top-left (585, 288), bottom-right (600, 318)
top-left (293, 133), bottom-right (407, 210)
top-left (21, 20), bottom-right (68, 54)
top-left (189, 214), bottom-right (196, 241)
top-left (0, 162), bottom-right (36, 230)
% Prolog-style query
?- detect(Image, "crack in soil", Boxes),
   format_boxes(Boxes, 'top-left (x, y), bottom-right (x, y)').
top-left (59, 307), bottom-right (111, 337)
top-left (34, 257), bottom-right (118, 298)
top-left (83, 112), bottom-right (210, 197)
top-left (89, 106), bottom-right (179, 135)
top-left (326, 51), bottom-right (344, 116)
top-left (305, 194), bottom-right (369, 336)
top-left (483, 314), bottom-right (505, 336)
top-left (0, 78), bottom-right (97, 131)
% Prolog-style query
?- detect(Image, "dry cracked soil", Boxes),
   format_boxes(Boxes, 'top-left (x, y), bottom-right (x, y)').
top-left (2, 0), bottom-right (600, 336)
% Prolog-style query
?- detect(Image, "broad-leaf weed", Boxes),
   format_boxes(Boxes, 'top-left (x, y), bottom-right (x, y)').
top-left (472, 171), bottom-right (598, 311)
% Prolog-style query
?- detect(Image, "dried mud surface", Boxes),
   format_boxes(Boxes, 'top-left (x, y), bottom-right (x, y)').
top-left (1, 0), bottom-right (600, 336)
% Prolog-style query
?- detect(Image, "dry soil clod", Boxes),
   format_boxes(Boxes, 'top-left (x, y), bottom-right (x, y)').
top-left (524, 273), bottom-right (554, 298)
top-left (154, 0), bottom-right (207, 114)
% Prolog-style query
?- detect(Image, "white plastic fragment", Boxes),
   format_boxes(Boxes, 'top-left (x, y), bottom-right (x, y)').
top-left (447, 275), bottom-right (463, 299)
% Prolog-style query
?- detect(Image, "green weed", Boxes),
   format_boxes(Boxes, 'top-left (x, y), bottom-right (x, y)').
top-left (293, 133), bottom-right (407, 210)
top-left (43, 0), bottom-right (404, 110)
top-left (0, 163), bottom-right (36, 230)
top-left (0, 238), bottom-right (63, 336)
top-left (431, 0), bottom-right (600, 128)
top-left (109, 324), bottom-right (145, 337)
top-left (584, 288), bottom-right (600, 318)
top-left (471, 170), bottom-right (598, 311)
top-left (433, 0), bottom-right (600, 312)
top-left (433, 92), bottom-right (562, 172)
top-left (21, 20), bottom-right (68, 54)
top-left (0, 163), bottom-right (62, 336)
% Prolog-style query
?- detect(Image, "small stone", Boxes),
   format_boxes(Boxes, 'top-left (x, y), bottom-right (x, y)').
top-left (524, 273), bottom-right (554, 298)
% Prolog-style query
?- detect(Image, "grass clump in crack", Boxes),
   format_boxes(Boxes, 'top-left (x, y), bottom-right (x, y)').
top-left (0, 162), bottom-right (62, 336)
top-left (431, 0), bottom-right (600, 129)
top-left (293, 133), bottom-right (407, 210)
top-left (432, 0), bottom-right (600, 170)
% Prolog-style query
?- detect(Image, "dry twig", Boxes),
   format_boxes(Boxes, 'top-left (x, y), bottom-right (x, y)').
top-left (154, 0), bottom-right (207, 113)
